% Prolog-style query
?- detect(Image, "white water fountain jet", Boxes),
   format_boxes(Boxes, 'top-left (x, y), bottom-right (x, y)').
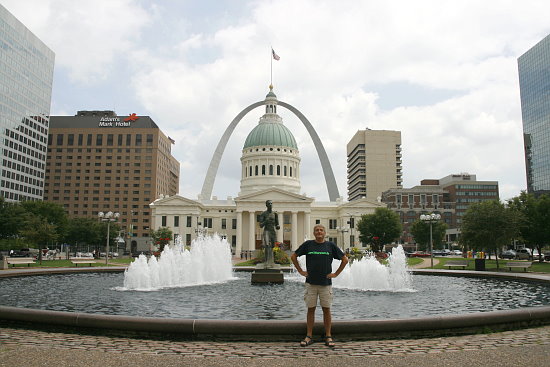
top-left (290, 245), bottom-right (414, 292)
top-left (335, 245), bottom-right (414, 291)
top-left (121, 234), bottom-right (235, 291)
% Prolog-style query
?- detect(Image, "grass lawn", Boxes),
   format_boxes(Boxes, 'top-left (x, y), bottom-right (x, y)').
top-left (6, 258), bottom-right (134, 268)
top-left (7, 257), bottom-right (548, 274)
top-left (234, 259), bottom-right (257, 266)
top-left (434, 257), bottom-right (550, 273)
top-left (407, 257), bottom-right (424, 266)
top-left (234, 257), bottom-right (426, 267)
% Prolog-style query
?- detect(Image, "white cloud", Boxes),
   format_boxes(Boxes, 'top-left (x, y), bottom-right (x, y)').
top-left (127, 0), bottom-right (549, 201)
top-left (3, 0), bottom-right (152, 83)
top-left (3, 0), bottom-right (549, 202)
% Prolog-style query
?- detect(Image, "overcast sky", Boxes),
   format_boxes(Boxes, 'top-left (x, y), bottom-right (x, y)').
top-left (4, 0), bottom-right (550, 202)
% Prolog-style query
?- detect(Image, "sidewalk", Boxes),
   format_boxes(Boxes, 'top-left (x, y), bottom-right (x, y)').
top-left (409, 257), bottom-right (440, 268)
top-left (1, 324), bottom-right (549, 366)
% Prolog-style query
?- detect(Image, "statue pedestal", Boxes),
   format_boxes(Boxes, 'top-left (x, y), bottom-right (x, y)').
top-left (251, 264), bottom-right (284, 284)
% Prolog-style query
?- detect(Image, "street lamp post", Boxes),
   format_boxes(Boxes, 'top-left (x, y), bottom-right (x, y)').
top-left (346, 214), bottom-right (354, 248)
top-left (420, 213), bottom-right (441, 268)
top-left (336, 226), bottom-right (349, 250)
top-left (98, 211), bottom-right (120, 265)
top-left (195, 219), bottom-right (204, 238)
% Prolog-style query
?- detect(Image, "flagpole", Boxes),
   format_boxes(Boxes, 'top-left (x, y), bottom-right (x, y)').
top-left (270, 47), bottom-right (273, 86)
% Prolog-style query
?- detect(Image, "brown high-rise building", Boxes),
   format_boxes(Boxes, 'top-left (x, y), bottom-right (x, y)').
top-left (45, 110), bottom-right (180, 253)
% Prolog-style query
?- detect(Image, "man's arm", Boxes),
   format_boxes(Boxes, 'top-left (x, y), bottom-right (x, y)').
top-left (258, 212), bottom-right (265, 228)
top-left (290, 252), bottom-right (308, 277)
top-left (274, 211), bottom-right (280, 229)
top-left (327, 255), bottom-right (348, 279)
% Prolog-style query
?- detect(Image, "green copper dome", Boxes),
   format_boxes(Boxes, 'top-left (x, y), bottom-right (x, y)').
top-left (244, 121), bottom-right (298, 149)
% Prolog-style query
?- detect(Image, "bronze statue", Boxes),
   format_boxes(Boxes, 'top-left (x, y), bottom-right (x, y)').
top-left (258, 200), bottom-right (280, 267)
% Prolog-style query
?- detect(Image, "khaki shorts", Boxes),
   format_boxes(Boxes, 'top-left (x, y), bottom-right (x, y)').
top-left (304, 283), bottom-right (333, 308)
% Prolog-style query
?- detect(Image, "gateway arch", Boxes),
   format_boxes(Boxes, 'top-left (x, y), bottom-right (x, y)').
top-left (200, 100), bottom-right (340, 202)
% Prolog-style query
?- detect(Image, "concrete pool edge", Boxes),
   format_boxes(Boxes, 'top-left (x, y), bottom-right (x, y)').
top-left (1, 267), bottom-right (550, 339)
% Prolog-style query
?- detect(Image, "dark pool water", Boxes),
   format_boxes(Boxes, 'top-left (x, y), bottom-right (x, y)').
top-left (0, 272), bottom-right (549, 320)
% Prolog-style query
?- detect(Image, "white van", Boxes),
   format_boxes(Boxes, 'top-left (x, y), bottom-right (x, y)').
top-left (516, 248), bottom-right (541, 260)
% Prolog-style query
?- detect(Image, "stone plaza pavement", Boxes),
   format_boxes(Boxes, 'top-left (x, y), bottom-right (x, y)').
top-left (1, 323), bottom-right (549, 367)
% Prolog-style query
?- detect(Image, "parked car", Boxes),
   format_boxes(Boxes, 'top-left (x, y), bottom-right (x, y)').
top-left (451, 250), bottom-right (463, 256)
top-left (544, 252), bottom-right (550, 261)
top-left (410, 251), bottom-right (431, 258)
top-left (516, 248), bottom-right (539, 260)
top-left (516, 248), bottom-right (541, 260)
top-left (9, 250), bottom-right (27, 257)
top-left (10, 248), bottom-right (37, 258)
top-left (434, 249), bottom-right (451, 256)
top-left (500, 250), bottom-right (517, 259)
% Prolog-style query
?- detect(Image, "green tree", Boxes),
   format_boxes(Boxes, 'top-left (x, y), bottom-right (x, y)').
top-left (356, 207), bottom-right (402, 252)
top-left (150, 227), bottom-right (173, 252)
top-left (0, 198), bottom-right (28, 249)
top-left (64, 217), bottom-right (103, 250)
top-left (508, 192), bottom-right (550, 262)
top-left (410, 219), bottom-right (447, 252)
top-left (20, 216), bottom-right (59, 264)
top-left (460, 200), bottom-right (522, 268)
top-left (21, 201), bottom-right (68, 241)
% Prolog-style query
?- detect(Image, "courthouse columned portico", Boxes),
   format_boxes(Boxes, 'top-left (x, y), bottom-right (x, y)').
top-left (150, 188), bottom-right (382, 253)
top-left (234, 188), bottom-right (313, 252)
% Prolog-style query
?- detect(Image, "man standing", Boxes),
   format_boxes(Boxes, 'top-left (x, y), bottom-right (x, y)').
top-left (291, 224), bottom-right (348, 348)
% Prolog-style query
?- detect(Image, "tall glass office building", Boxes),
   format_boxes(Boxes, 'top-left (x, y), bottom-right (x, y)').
top-left (0, 5), bottom-right (55, 202)
top-left (518, 34), bottom-right (550, 196)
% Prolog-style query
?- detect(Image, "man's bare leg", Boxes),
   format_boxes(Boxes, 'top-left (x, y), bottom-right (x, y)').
top-left (322, 307), bottom-right (335, 347)
top-left (306, 307), bottom-right (316, 336)
top-left (322, 307), bottom-right (332, 336)
top-left (300, 307), bottom-right (316, 346)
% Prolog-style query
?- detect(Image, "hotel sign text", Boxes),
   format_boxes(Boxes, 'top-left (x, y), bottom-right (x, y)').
top-left (98, 113), bottom-right (139, 127)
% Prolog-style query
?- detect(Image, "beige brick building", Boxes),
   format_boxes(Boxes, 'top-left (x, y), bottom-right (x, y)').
top-left (347, 129), bottom-right (402, 202)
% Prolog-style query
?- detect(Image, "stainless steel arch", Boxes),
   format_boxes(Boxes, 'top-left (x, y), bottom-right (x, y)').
top-left (200, 100), bottom-right (340, 201)
top-left (277, 101), bottom-right (340, 202)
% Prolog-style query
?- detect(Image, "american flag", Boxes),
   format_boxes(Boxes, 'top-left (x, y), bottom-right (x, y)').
top-left (272, 48), bottom-right (280, 61)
